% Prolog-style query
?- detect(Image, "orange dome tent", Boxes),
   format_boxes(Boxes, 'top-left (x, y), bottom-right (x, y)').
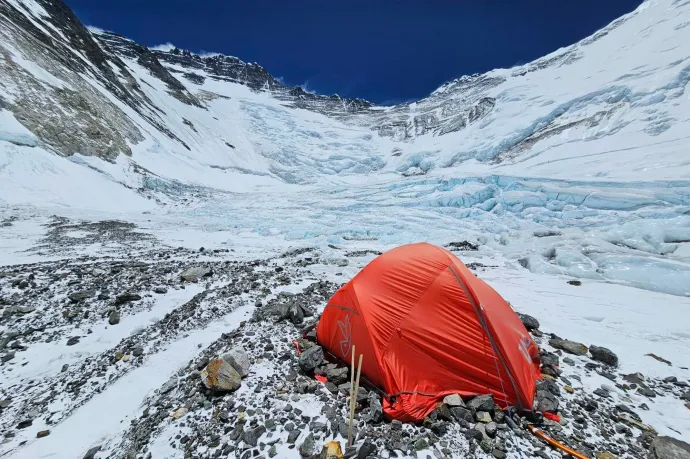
top-left (316, 242), bottom-right (541, 422)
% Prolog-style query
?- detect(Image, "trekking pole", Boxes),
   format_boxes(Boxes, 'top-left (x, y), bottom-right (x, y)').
top-left (347, 353), bottom-right (363, 448)
top-left (527, 424), bottom-right (590, 459)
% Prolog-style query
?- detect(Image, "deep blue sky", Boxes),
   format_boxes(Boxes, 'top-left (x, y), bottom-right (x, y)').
top-left (66, 0), bottom-right (643, 104)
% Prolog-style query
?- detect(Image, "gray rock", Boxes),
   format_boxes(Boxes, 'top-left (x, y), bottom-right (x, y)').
top-left (83, 445), bottom-right (102, 459)
top-left (443, 394), bottom-right (465, 407)
top-left (589, 345), bottom-right (619, 366)
top-left (624, 372), bottom-right (645, 385)
top-left (132, 346), bottom-right (144, 357)
top-left (17, 419), bottom-right (32, 429)
top-left (298, 345), bottom-right (324, 373)
top-left (593, 388), bottom-right (610, 398)
top-left (299, 432), bottom-right (315, 457)
top-left (66, 337), bottom-right (80, 346)
top-left (475, 411), bottom-right (492, 423)
top-left (180, 266), bottom-right (212, 282)
top-left (1, 352), bottom-right (15, 362)
top-left (485, 421), bottom-right (498, 438)
top-left (243, 425), bottom-right (266, 447)
top-left (517, 313), bottom-right (540, 331)
top-left (450, 406), bottom-right (474, 423)
top-left (0, 399), bottom-right (10, 409)
top-left (160, 379), bottom-right (176, 394)
top-left (69, 290), bottom-right (95, 302)
top-left (325, 366), bottom-right (349, 385)
top-left (357, 441), bottom-right (376, 459)
top-left (638, 387), bottom-right (657, 398)
top-left (549, 339), bottom-right (588, 356)
top-left (540, 352), bottom-right (560, 367)
top-left (108, 309), bottom-right (120, 325)
top-left (467, 394), bottom-right (495, 412)
top-left (366, 391), bottom-right (383, 423)
top-left (115, 293), bottom-right (141, 305)
top-left (492, 449), bottom-right (506, 459)
top-left (223, 347), bottom-right (251, 378)
top-left (414, 438), bottom-right (429, 451)
top-left (153, 287), bottom-right (168, 294)
top-left (287, 303), bottom-right (304, 325)
top-left (536, 390), bottom-right (559, 412)
top-left (649, 436), bottom-right (690, 459)
top-left (201, 359), bottom-right (241, 392)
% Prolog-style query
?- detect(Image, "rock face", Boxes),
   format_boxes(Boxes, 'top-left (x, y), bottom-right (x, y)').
top-left (298, 345), bottom-right (324, 372)
top-left (649, 436), bottom-right (690, 459)
top-left (222, 347), bottom-right (250, 378)
top-left (589, 345), bottom-right (619, 366)
top-left (549, 339), bottom-right (588, 356)
top-left (200, 359), bottom-right (241, 392)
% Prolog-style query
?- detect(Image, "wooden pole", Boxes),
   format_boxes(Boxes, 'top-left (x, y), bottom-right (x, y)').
top-left (347, 346), bottom-right (355, 447)
top-left (347, 353), bottom-right (363, 448)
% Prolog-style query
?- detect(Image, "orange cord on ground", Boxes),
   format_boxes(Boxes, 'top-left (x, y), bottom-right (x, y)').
top-left (527, 425), bottom-right (590, 459)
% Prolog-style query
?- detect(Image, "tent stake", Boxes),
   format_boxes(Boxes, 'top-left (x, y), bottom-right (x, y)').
top-left (348, 353), bottom-right (363, 448)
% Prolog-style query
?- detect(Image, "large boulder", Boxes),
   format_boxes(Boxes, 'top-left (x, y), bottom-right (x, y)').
top-left (223, 347), bottom-right (251, 378)
top-left (649, 436), bottom-right (690, 459)
top-left (589, 345), bottom-right (619, 366)
top-left (549, 339), bottom-right (588, 356)
top-left (298, 345), bottom-right (324, 372)
top-left (201, 359), bottom-right (241, 392)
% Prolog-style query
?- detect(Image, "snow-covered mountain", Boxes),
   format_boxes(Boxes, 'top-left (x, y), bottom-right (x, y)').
top-left (2, 0), bottom-right (690, 297)
top-left (2, 1), bottom-right (690, 458)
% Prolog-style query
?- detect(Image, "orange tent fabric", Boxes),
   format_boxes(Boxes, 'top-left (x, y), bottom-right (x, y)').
top-left (316, 242), bottom-right (541, 422)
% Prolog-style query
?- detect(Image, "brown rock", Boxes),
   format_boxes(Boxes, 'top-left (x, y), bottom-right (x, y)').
top-left (172, 407), bottom-right (189, 419)
top-left (201, 359), bottom-right (241, 392)
top-left (320, 441), bottom-right (344, 459)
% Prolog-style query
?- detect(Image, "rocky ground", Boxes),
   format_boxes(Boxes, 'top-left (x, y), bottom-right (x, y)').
top-left (1, 218), bottom-right (689, 459)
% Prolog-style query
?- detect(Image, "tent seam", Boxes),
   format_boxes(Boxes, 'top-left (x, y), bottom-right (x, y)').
top-left (448, 265), bottom-right (526, 411)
